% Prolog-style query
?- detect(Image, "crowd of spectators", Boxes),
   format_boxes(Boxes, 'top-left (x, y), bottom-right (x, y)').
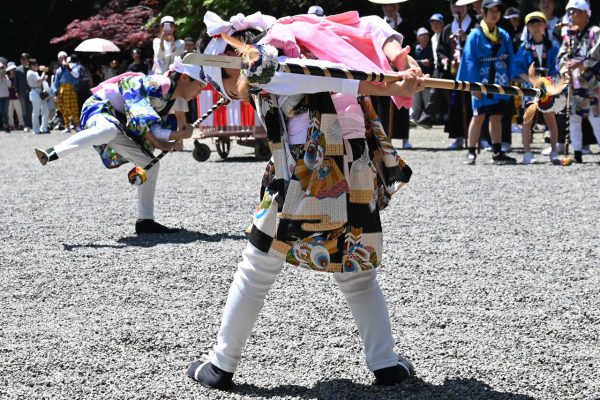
top-left (2, 0), bottom-right (598, 165)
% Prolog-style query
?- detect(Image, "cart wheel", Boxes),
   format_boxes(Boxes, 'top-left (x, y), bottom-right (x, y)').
top-left (254, 140), bottom-right (271, 161)
top-left (192, 141), bottom-right (211, 162)
top-left (216, 138), bottom-right (231, 159)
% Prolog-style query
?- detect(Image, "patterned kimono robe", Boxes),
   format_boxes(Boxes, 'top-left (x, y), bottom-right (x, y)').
top-left (557, 24), bottom-right (600, 116)
top-left (79, 74), bottom-right (176, 168)
top-left (248, 92), bottom-right (412, 273)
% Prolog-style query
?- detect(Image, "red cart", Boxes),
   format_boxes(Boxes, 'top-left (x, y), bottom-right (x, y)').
top-left (191, 87), bottom-right (270, 162)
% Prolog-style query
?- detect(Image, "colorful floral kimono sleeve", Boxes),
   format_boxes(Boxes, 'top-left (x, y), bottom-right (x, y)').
top-left (119, 75), bottom-right (170, 139)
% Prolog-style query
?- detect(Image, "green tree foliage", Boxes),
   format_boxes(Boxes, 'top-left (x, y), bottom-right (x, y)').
top-left (155, 0), bottom-right (466, 42)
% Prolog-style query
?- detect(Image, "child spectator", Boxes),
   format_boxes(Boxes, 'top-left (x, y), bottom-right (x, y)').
top-left (505, 7), bottom-right (524, 53)
top-left (459, 0), bottom-right (516, 164)
top-left (513, 11), bottom-right (561, 164)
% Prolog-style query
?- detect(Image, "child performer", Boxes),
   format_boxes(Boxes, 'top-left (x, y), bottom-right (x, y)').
top-left (513, 11), bottom-right (561, 165)
top-left (458, 0), bottom-right (517, 165)
top-left (557, 0), bottom-right (600, 164)
top-left (34, 58), bottom-right (206, 234)
top-left (187, 11), bottom-right (425, 390)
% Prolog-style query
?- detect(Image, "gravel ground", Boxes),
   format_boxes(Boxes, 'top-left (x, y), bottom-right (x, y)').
top-left (1, 127), bottom-right (599, 400)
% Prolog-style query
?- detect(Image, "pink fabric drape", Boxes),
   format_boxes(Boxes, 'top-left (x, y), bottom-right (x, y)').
top-left (261, 11), bottom-right (411, 109)
top-left (91, 72), bottom-right (145, 94)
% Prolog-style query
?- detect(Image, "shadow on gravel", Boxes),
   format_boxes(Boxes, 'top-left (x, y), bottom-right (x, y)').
top-left (228, 377), bottom-right (535, 400)
top-left (62, 229), bottom-right (246, 251)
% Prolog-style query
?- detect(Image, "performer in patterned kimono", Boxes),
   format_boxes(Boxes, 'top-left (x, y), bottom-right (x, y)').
top-left (557, 0), bottom-right (600, 163)
top-left (458, 0), bottom-right (517, 164)
top-left (34, 58), bottom-right (206, 234)
top-left (437, 0), bottom-right (478, 149)
top-left (186, 11), bottom-right (424, 390)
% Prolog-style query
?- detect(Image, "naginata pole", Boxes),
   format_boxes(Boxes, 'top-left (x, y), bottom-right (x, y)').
top-left (278, 63), bottom-right (543, 99)
top-left (128, 97), bottom-right (229, 186)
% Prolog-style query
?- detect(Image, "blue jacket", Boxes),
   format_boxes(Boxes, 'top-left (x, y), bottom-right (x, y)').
top-left (512, 39), bottom-right (559, 79)
top-left (52, 66), bottom-right (79, 95)
top-left (457, 27), bottom-right (514, 109)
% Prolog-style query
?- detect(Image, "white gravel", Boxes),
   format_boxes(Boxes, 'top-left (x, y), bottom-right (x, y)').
top-left (0, 128), bottom-right (598, 400)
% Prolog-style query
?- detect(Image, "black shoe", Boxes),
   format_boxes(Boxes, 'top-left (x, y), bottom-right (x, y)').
top-left (574, 151), bottom-right (583, 164)
top-left (135, 219), bottom-right (180, 234)
top-left (187, 360), bottom-right (234, 390)
top-left (35, 147), bottom-right (58, 166)
top-left (464, 152), bottom-right (477, 165)
top-left (416, 115), bottom-right (433, 129)
top-left (374, 364), bottom-right (412, 386)
top-left (5, 127), bottom-right (10, 133)
top-left (491, 152), bottom-right (517, 165)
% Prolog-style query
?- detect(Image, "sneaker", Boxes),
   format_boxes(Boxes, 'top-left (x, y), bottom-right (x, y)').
top-left (373, 357), bottom-right (415, 386)
top-left (533, 123), bottom-right (546, 133)
top-left (511, 123), bottom-right (522, 133)
top-left (464, 152), bottom-right (477, 165)
top-left (481, 140), bottom-right (492, 152)
top-left (491, 152), bottom-right (517, 165)
top-left (61, 127), bottom-right (71, 134)
top-left (501, 143), bottom-right (511, 152)
top-left (24, 127), bottom-right (30, 132)
top-left (574, 151), bottom-right (583, 163)
top-left (522, 152), bottom-right (536, 164)
top-left (135, 219), bottom-right (180, 234)
top-left (187, 360), bottom-right (234, 390)
top-left (549, 151), bottom-right (561, 165)
top-left (34, 147), bottom-right (59, 166)
top-left (409, 119), bottom-right (417, 128)
top-left (416, 115), bottom-right (433, 129)
top-left (447, 138), bottom-right (464, 150)
top-left (402, 140), bottom-right (413, 149)
top-left (542, 143), bottom-right (565, 156)
top-left (581, 146), bottom-right (592, 155)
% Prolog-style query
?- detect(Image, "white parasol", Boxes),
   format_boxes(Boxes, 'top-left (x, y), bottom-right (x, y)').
top-left (74, 38), bottom-right (120, 53)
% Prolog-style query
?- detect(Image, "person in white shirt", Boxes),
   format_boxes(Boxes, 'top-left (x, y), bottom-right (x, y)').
top-left (26, 59), bottom-right (49, 134)
top-left (153, 16), bottom-right (188, 131)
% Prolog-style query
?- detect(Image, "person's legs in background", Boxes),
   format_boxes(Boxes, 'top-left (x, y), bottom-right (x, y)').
top-left (0, 97), bottom-right (10, 132)
top-left (29, 91), bottom-right (41, 134)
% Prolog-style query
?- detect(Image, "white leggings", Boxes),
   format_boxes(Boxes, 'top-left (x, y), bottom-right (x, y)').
top-left (210, 243), bottom-right (399, 373)
top-left (53, 117), bottom-right (159, 220)
top-left (569, 113), bottom-right (600, 151)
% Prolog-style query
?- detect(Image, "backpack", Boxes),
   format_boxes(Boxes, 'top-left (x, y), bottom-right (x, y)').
top-left (77, 64), bottom-right (93, 89)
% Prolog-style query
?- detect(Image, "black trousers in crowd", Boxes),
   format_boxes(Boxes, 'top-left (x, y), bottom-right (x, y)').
top-left (445, 90), bottom-right (472, 139)
top-left (374, 96), bottom-right (409, 140)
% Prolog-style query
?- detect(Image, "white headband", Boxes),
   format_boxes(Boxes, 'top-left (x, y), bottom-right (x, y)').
top-left (202, 11), bottom-right (276, 100)
top-left (169, 56), bottom-right (206, 83)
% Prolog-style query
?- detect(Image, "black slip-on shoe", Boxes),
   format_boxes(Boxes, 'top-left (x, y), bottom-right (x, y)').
top-left (35, 147), bottom-right (58, 166)
top-left (373, 356), bottom-right (415, 386)
top-left (135, 219), bottom-right (180, 235)
top-left (187, 360), bottom-right (234, 390)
